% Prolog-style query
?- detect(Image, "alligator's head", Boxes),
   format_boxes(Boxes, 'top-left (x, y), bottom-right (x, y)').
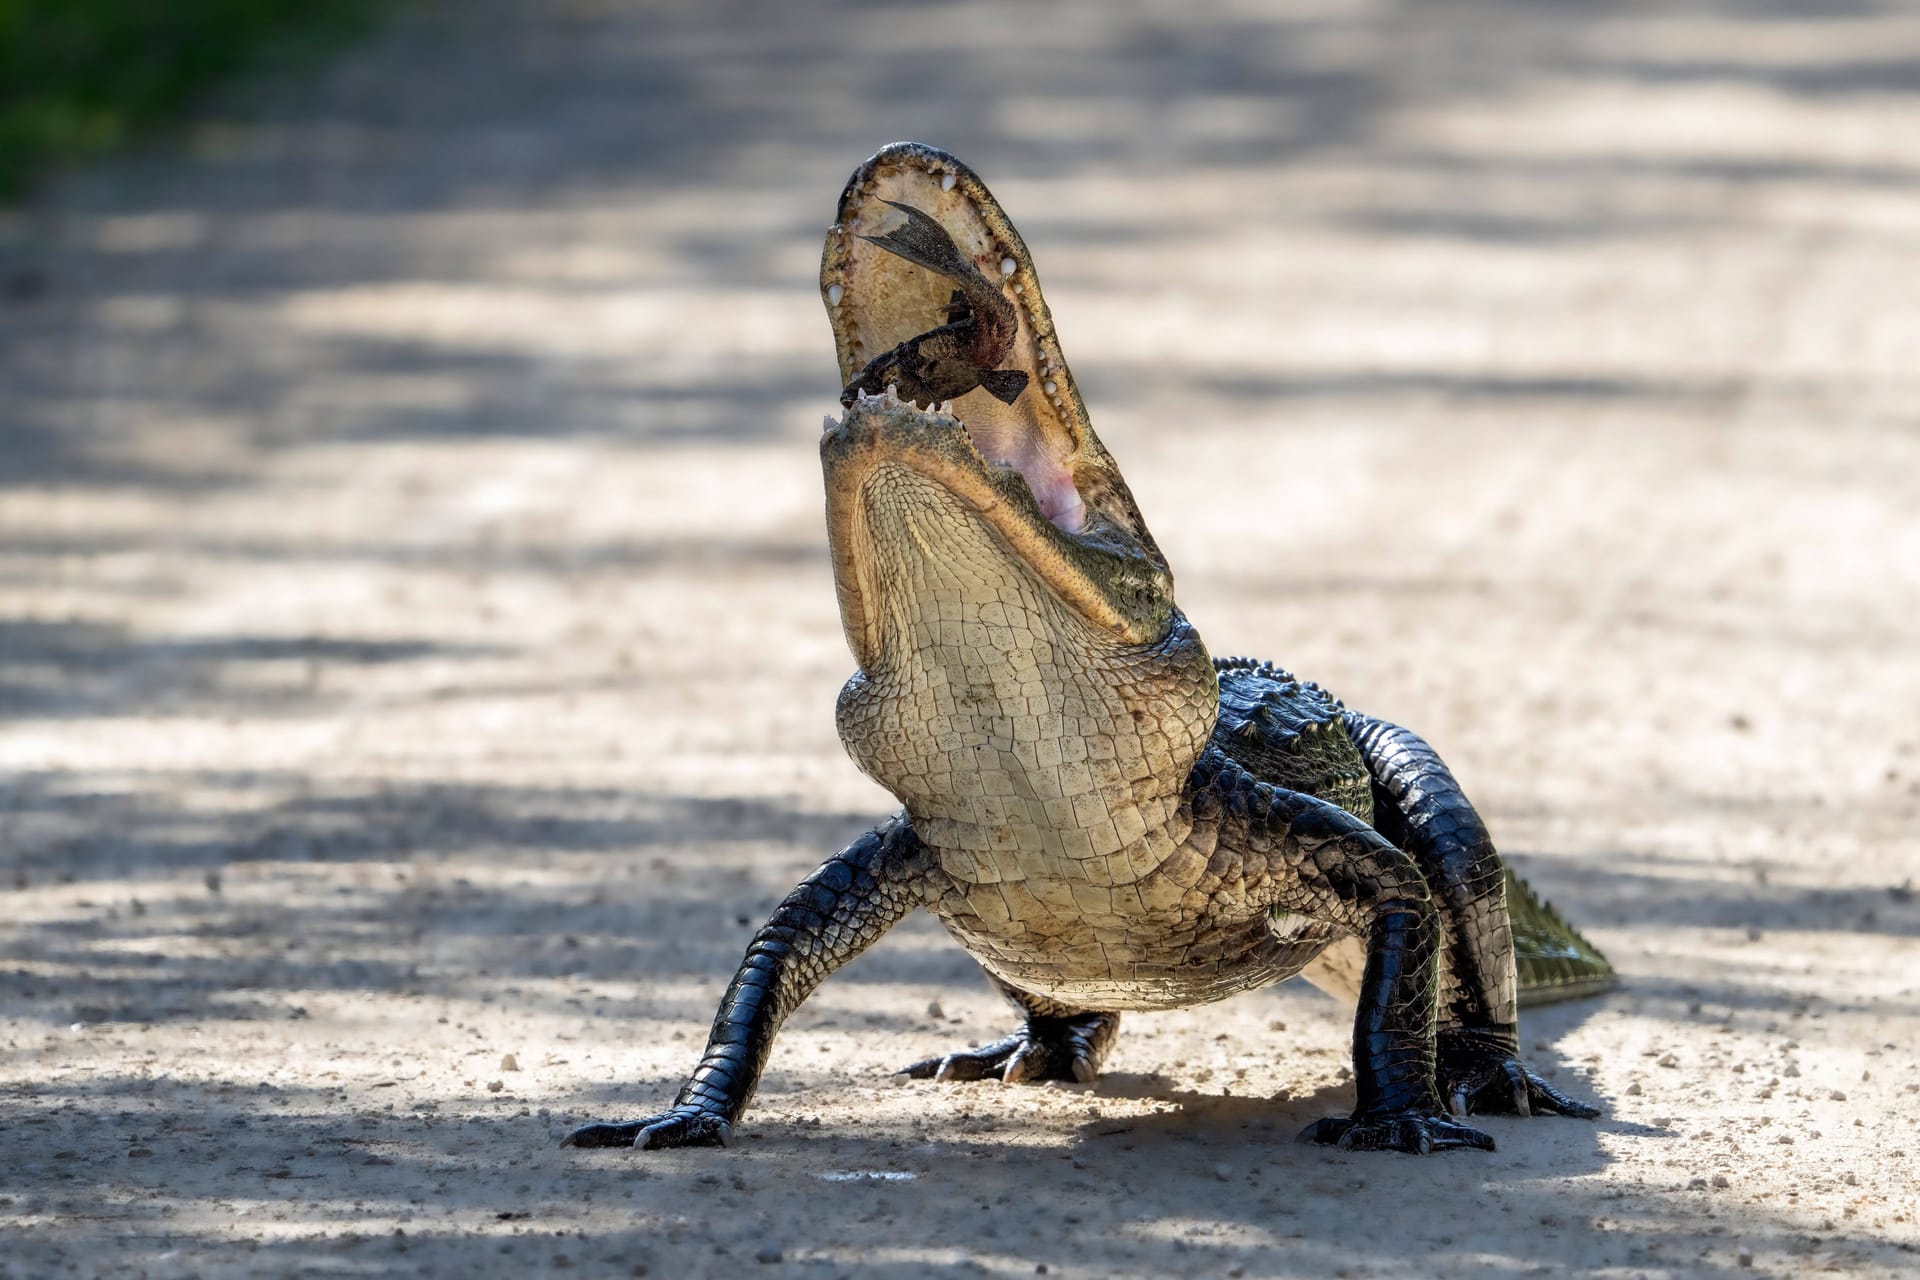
top-left (819, 143), bottom-right (1217, 832)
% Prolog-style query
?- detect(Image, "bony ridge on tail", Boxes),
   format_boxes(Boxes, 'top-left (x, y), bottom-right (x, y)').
top-left (564, 142), bottom-right (1614, 1156)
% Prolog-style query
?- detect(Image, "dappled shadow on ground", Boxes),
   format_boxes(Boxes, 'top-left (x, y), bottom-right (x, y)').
top-left (5, 0), bottom-right (1920, 492)
top-left (4, 757), bottom-right (1896, 1273)
top-left (4, 0), bottom-right (1919, 1275)
top-left (0, 621), bottom-right (508, 718)
top-left (5, 744), bottom-right (1909, 1275)
top-left (3, 771), bottom-right (896, 1025)
top-left (7, 761), bottom-right (1887, 1035)
top-left (2, 1062), bottom-right (1883, 1279)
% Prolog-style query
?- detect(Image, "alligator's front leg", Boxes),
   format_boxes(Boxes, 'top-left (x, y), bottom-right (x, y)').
top-left (1195, 748), bottom-right (1495, 1153)
top-left (1343, 711), bottom-right (1600, 1121)
top-left (898, 972), bottom-right (1119, 1085)
top-left (564, 817), bottom-right (928, 1150)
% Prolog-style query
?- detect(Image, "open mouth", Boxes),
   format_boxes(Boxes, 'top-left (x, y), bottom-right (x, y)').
top-left (829, 386), bottom-right (1084, 533)
top-left (820, 143), bottom-right (1091, 535)
top-left (817, 144), bottom-right (1177, 674)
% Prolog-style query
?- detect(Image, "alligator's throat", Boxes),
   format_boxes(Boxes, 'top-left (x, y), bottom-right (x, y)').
top-left (834, 463), bottom-right (1213, 865)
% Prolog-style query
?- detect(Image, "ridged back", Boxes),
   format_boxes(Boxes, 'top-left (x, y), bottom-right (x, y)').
top-left (1509, 867), bottom-right (1617, 1007)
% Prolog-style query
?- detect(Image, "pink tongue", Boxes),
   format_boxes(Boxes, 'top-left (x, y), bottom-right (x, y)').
top-left (965, 420), bottom-right (1082, 533)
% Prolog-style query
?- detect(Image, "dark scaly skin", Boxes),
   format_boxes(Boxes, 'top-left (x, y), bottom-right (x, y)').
top-left (566, 143), bottom-right (1612, 1156)
top-left (899, 973), bottom-right (1119, 1085)
top-left (564, 819), bottom-right (928, 1148)
top-left (1341, 708), bottom-right (1600, 1119)
top-left (1211, 656), bottom-right (1602, 1120)
top-left (1186, 746), bottom-right (1494, 1152)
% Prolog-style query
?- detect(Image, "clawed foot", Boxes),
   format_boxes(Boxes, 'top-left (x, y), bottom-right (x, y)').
top-left (1298, 1111), bottom-right (1497, 1154)
top-left (1439, 1031), bottom-right (1601, 1120)
top-left (561, 1104), bottom-right (731, 1150)
top-left (898, 1012), bottom-right (1118, 1085)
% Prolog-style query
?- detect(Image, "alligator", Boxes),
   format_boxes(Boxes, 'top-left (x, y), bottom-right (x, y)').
top-left (566, 142), bottom-right (1614, 1156)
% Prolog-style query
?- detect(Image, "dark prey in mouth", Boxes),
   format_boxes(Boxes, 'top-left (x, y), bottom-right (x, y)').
top-left (838, 200), bottom-right (1030, 410)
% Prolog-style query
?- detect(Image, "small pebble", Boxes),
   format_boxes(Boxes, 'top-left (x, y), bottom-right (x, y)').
top-left (1711, 1175), bottom-right (1730, 1189)
top-left (1212, 1163), bottom-right (1232, 1182)
top-left (756, 1246), bottom-right (783, 1264)
top-left (487, 1080), bottom-right (504, 1093)
top-left (1625, 1083), bottom-right (1643, 1096)
top-left (501, 1054), bottom-right (520, 1072)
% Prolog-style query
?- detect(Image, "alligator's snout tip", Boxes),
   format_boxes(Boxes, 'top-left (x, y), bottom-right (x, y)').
top-left (822, 385), bottom-right (973, 478)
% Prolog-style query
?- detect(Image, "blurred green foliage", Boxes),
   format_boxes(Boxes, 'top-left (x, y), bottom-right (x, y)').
top-left (0, 0), bottom-right (379, 200)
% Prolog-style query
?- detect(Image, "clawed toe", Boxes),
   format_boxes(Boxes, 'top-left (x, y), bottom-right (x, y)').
top-left (898, 1034), bottom-right (1023, 1083)
top-left (562, 1106), bottom-right (731, 1151)
top-left (897, 1025), bottom-right (1105, 1087)
top-left (561, 1121), bottom-right (647, 1149)
top-left (1439, 1033), bottom-right (1602, 1121)
top-left (1299, 1111), bottom-right (1497, 1154)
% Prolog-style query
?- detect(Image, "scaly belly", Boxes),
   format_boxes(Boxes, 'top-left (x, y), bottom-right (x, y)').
top-left (928, 863), bottom-right (1347, 1012)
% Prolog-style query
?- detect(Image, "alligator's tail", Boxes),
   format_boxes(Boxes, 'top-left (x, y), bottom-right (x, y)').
top-left (1509, 867), bottom-right (1617, 1008)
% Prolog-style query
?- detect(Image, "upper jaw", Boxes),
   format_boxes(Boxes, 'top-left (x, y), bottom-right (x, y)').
top-left (821, 390), bottom-right (1174, 674)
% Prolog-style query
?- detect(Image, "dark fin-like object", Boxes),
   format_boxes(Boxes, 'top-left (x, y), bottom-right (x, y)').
top-left (979, 368), bottom-right (1029, 404)
top-left (858, 200), bottom-right (978, 286)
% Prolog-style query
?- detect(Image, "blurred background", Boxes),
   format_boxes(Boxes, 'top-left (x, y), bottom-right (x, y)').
top-left (2, 1), bottom-right (1917, 1276)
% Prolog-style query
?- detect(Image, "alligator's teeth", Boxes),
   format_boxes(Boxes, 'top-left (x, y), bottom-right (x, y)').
top-left (822, 414), bottom-right (839, 435)
top-left (999, 256), bottom-right (1017, 277)
top-left (937, 400), bottom-right (954, 416)
top-left (827, 283), bottom-right (844, 306)
top-left (883, 384), bottom-right (902, 406)
top-left (940, 172), bottom-right (956, 192)
top-left (1043, 380), bottom-right (1058, 395)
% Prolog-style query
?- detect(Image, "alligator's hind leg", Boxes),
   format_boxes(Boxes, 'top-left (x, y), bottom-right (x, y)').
top-left (899, 973), bottom-right (1119, 1085)
top-left (1342, 711), bottom-right (1600, 1121)
top-left (1193, 750), bottom-right (1494, 1153)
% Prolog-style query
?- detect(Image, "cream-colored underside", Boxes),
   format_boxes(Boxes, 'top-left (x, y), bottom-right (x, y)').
top-left (836, 466), bottom-right (1364, 1011)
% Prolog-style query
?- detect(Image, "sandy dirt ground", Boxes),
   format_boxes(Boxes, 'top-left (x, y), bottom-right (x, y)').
top-left (3, 1), bottom-right (1919, 1276)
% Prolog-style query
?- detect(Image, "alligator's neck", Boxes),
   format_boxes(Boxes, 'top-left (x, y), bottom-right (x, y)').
top-left (834, 469), bottom-right (1216, 876)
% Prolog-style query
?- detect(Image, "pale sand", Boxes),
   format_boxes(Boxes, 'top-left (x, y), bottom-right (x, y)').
top-left (1, 2), bottom-right (1917, 1276)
